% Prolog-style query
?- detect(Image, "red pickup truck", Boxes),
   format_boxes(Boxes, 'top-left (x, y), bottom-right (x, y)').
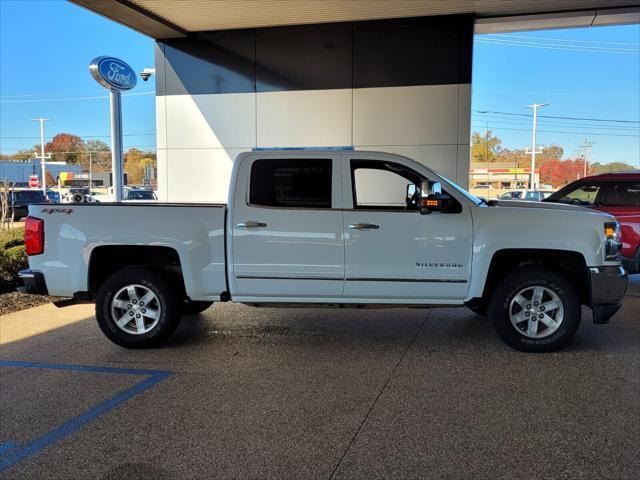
top-left (545, 171), bottom-right (640, 273)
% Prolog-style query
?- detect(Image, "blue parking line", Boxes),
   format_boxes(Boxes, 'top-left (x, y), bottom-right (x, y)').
top-left (0, 360), bottom-right (172, 472)
top-left (0, 442), bottom-right (18, 455)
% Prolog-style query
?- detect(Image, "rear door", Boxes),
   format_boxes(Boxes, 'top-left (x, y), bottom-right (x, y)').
top-left (341, 156), bottom-right (473, 302)
top-left (230, 154), bottom-right (344, 300)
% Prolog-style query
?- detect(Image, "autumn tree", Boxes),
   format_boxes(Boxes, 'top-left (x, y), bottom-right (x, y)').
top-left (471, 131), bottom-right (503, 163)
top-left (124, 148), bottom-right (157, 185)
top-left (8, 148), bottom-right (36, 162)
top-left (85, 139), bottom-right (112, 173)
top-left (591, 162), bottom-right (637, 174)
top-left (540, 158), bottom-right (594, 187)
top-left (45, 133), bottom-right (85, 164)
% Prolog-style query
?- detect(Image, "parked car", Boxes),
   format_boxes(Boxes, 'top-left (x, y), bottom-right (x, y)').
top-left (544, 171), bottom-right (640, 273)
top-left (20, 150), bottom-right (626, 353)
top-left (91, 187), bottom-right (157, 202)
top-left (2, 189), bottom-right (46, 220)
top-left (46, 190), bottom-right (61, 203)
top-left (124, 187), bottom-right (157, 201)
top-left (498, 190), bottom-right (554, 202)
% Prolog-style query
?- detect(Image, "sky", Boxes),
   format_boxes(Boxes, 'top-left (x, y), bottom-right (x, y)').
top-left (0, 0), bottom-right (156, 154)
top-left (472, 25), bottom-right (640, 166)
top-left (0, 1), bottom-right (639, 166)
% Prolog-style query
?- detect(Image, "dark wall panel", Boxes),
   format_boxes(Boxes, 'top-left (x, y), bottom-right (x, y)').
top-left (162, 29), bottom-right (255, 95)
top-left (255, 23), bottom-right (352, 91)
top-left (353, 15), bottom-right (473, 88)
top-left (157, 14), bottom-right (473, 95)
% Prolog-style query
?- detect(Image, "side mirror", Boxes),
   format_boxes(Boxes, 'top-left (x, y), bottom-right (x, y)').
top-left (420, 179), bottom-right (445, 214)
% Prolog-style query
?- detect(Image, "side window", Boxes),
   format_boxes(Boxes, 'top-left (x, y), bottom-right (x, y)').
top-left (557, 182), bottom-right (603, 206)
top-left (249, 158), bottom-right (332, 208)
top-left (351, 160), bottom-right (422, 210)
top-left (525, 191), bottom-right (538, 200)
top-left (604, 182), bottom-right (640, 207)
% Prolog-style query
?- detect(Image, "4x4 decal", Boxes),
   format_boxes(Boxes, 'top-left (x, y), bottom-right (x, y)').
top-left (41, 208), bottom-right (74, 215)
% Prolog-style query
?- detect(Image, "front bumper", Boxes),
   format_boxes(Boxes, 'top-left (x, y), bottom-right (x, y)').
top-left (589, 265), bottom-right (627, 324)
top-left (18, 269), bottom-right (48, 295)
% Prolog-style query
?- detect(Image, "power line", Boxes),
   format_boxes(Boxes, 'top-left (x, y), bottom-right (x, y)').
top-left (475, 38), bottom-right (639, 54)
top-left (471, 125), bottom-right (640, 138)
top-left (0, 91), bottom-right (155, 104)
top-left (0, 133), bottom-right (155, 139)
top-left (474, 110), bottom-right (640, 124)
top-left (0, 87), bottom-right (155, 99)
top-left (486, 33), bottom-right (640, 47)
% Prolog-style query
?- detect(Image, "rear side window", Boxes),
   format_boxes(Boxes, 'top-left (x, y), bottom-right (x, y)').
top-left (249, 158), bottom-right (332, 208)
top-left (604, 182), bottom-right (640, 206)
top-left (525, 191), bottom-right (539, 200)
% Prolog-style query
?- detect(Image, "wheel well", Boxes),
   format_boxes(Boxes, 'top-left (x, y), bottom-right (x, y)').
top-left (88, 245), bottom-right (186, 299)
top-left (481, 249), bottom-right (590, 305)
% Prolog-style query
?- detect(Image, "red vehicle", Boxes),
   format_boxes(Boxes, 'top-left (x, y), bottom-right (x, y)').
top-left (545, 171), bottom-right (640, 273)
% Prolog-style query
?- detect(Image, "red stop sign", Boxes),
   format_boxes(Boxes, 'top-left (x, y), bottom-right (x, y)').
top-left (29, 175), bottom-right (40, 188)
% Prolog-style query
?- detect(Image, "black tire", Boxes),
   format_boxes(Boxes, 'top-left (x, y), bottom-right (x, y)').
top-left (488, 266), bottom-right (581, 353)
top-left (183, 300), bottom-right (214, 315)
top-left (467, 303), bottom-right (487, 317)
top-left (95, 269), bottom-right (181, 348)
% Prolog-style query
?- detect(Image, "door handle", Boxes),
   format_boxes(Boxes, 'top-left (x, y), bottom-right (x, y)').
top-left (237, 221), bottom-right (267, 228)
top-left (348, 223), bottom-right (379, 230)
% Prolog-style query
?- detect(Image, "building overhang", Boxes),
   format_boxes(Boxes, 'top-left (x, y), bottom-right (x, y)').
top-left (70, 0), bottom-right (640, 39)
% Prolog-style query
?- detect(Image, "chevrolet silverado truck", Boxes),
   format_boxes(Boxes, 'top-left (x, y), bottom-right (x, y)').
top-left (19, 150), bottom-right (628, 352)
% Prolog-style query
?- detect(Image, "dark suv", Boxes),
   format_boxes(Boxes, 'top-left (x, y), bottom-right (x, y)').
top-left (3, 190), bottom-right (46, 220)
top-left (544, 171), bottom-right (640, 273)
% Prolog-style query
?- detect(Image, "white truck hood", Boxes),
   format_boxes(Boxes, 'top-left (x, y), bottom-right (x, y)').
top-left (493, 200), bottom-right (607, 215)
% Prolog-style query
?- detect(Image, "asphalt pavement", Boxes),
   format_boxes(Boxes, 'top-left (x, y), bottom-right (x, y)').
top-left (0, 276), bottom-right (638, 479)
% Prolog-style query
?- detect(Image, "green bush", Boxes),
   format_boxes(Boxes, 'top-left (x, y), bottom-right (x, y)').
top-left (0, 228), bottom-right (27, 292)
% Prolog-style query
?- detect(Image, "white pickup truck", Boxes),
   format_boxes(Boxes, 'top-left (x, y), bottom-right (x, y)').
top-left (20, 150), bottom-right (627, 352)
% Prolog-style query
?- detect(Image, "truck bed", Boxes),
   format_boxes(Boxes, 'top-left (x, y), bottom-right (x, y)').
top-left (27, 203), bottom-right (227, 301)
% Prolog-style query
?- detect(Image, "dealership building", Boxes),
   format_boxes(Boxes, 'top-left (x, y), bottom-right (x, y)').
top-left (73, 1), bottom-right (639, 203)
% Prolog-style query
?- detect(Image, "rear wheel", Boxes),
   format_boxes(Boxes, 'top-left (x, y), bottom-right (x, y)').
top-left (488, 266), bottom-right (581, 352)
top-left (96, 269), bottom-right (181, 348)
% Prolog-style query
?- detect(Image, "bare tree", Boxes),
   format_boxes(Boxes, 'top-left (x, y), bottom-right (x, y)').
top-left (0, 181), bottom-right (16, 230)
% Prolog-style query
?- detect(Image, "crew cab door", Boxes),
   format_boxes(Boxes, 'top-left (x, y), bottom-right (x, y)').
top-left (341, 156), bottom-right (473, 302)
top-left (230, 155), bottom-right (344, 299)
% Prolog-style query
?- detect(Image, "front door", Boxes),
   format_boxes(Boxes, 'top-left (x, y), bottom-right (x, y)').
top-left (342, 157), bottom-right (473, 302)
top-left (231, 155), bottom-right (344, 300)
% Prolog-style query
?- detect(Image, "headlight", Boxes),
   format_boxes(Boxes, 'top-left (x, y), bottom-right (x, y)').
top-left (604, 221), bottom-right (622, 260)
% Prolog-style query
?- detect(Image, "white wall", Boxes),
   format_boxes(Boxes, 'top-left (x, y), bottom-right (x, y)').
top-left (156, 83), bottom-right (471, 202)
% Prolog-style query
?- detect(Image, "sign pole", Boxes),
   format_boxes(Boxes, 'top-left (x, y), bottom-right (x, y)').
top-left (89, 56), bottom-right (137, 203)
top-left (109, 89), bottom-right (124, 202)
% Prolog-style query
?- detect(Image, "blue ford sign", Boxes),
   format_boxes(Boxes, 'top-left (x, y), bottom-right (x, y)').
top-left (89, 56), bottom-right (137, 91)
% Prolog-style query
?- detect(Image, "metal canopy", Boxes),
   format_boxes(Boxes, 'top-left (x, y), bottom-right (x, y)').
top-left (71, 0), bottom-right (640, 39)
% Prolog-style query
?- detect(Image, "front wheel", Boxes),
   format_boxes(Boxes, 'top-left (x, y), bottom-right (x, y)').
top-left (488, 266), bottom-right (581, 352)
top-left (96, 269), bottom-right (182, 348)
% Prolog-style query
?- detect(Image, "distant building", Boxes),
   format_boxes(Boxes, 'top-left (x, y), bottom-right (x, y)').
top-left (0, 160), bottom-right (82, 188)
top-left (469, 162), bottom-right (541, 197)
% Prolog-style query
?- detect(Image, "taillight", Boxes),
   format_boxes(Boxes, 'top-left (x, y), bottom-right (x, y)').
top-left (24, 216), bottom-right (44, 256)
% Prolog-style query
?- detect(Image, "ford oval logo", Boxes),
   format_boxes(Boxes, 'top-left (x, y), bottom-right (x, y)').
top-left (89, 56), bottom-right (137, 91)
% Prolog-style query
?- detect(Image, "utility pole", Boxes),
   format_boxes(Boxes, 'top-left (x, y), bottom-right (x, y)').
top-left (525, 103), bottom-right (548, 189)
top-left (579, 139), bottom-right (595, 178)
top-left (31, 117), bottom-right (51, 194)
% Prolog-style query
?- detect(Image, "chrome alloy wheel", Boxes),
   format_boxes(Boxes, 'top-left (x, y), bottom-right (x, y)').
top-left (509, 285), bottom-right (564, 339)
top-left (110, 284), bottom-right (161, 335)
